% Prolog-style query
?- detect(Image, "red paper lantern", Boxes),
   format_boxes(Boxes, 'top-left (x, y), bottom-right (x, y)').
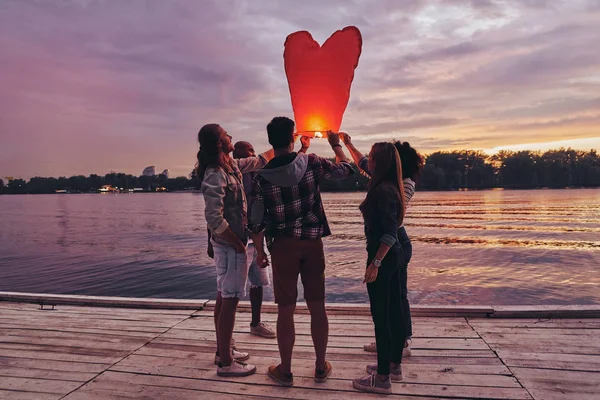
top-left (284, 26), bottom-right (362, 138)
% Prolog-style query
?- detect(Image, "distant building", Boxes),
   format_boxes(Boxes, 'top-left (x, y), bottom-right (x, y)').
top-left (99, 185), bottom-right (117, 193)
top-left (142, 166), bottom-right (156, 176)
top-left (160, 169), bottom-right (170, 178)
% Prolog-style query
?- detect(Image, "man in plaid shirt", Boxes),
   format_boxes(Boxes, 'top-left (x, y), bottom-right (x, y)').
top-left (249, 116), bottom-right (353, 387)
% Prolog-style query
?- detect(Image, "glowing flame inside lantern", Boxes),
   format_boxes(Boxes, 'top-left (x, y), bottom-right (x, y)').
top-left (314, 132), bottom-right (323, 138)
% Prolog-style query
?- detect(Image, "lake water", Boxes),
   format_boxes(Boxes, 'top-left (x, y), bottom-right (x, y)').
top-left (1, 189), bottom-right (599, 305)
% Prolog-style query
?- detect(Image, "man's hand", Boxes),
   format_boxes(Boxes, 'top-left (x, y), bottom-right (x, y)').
top-left (300, 136), bottom-right (311, 152)
top-left (327, 131), bottom-right (341, 147)
top-left (339, 132), bottom-right (352, 146)
top-left (207, 242), bottom-right (214, 259)
top-left (256, 249), bottom-right (270, 268)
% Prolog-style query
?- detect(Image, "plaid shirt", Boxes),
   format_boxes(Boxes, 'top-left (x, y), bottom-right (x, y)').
top-left (249, 153), bottom-right (353, 240)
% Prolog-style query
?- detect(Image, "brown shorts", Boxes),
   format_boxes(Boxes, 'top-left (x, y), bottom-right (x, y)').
top-left (269, 236), bottom-right (326, 306)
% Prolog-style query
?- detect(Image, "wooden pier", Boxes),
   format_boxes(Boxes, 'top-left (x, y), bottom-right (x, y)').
top-left (0, 293), bottom-right (599, 399)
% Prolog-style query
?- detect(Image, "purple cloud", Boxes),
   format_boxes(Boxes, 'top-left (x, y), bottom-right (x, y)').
top-left (1, 0), bottom-right (599, 178)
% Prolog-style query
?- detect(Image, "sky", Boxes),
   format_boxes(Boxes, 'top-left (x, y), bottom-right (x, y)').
top-left (1, 0), bottom-right (600, 179)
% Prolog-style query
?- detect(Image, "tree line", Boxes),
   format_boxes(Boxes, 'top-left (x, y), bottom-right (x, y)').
top-left (0, 173), bottom-right (200, 194)
top-left (418, 148), bottom-right (600, 190)
top-left (1, 148), bottom-right (599, 194)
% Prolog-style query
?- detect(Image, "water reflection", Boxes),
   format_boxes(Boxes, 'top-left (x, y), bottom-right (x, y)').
top-left (0, 189), bottom-right (599, 305)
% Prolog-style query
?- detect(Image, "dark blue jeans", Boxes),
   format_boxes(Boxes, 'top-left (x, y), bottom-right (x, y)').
top-left (398, 226), bottom-right (413, 338)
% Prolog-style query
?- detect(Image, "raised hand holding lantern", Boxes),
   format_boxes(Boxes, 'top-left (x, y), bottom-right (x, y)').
top-left (284, 26), bottom-right (362, 138)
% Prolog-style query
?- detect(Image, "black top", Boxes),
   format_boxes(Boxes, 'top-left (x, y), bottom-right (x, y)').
top-left (361, 183), bottom-right (401, 249)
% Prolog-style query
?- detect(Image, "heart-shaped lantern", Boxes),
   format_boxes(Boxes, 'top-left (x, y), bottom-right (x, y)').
top-left (284, 26), bottom-right (362, 138)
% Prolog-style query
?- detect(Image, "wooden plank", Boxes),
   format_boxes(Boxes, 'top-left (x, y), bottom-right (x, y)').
top-left (119, 353), bottom-right (511, 375)
top-left (491, 305), bottom-right (600, 319)
top-left (113, 353), bottom-right (520, 388)
top-left (471, 326), bottom-right (600, 336)
top-left (489, 342), bottom-right (600, 355)
top-left (0, 325), bottom-right (166, 338)
top-left (194, 310), bottom-right (470, 325)
top-left (0, 301), bottom-right (197, 316)
top-left (90, 369), bottom-right (531, 400)
top-left (63, 382), bottom-right (280, 400)
top-left (0, 315), bottom-right (184, 330)
top-left (66, 371), bottom-right (350, 400)
top-left (206, 301), bottom-right (494, 317)
top-left (0, 377), bottom-right (82, 395)
top-left (0, 348), bottom-right (124, 364)
top-left (0, 390), bottom-right (59, 400)
top-left (0, 334), bottom-right (151, 352)
top-left (162, 329), bottom-right (489, 350)
top-left (0, 366), bottom-right (95, 382)
top-left (502, 358), bottom-right (600, 372)
top-left (523, 389), bottom-right (599, 400)
top-left (177, 319), bottom-right (479, 338)
top-left (0, 308), bottom-right (189, 324)
top-left (135, 341), bottom-right (502, 365)
top-left (0, 316), bottom-right (177, 330)
top-left (0, 356), bottom-right (110, 374)
top-left (496, 351), bottom-right (600, 365)
top-left (469, 319), bottom-right (600, 329)
top-left (0, 292), bottom-right (208, 310)
top-left (0, 329), bottom-right (155, 343)
top-left (479, 332), bottom-right (600, 346)
top-left (149, 336), bottom-right (495, 356)
top-left (511, 367), bottom-right (600, 400)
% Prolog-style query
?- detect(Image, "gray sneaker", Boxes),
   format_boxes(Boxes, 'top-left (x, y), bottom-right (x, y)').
top-left (366, 364), bottom-right (403, 382)
top-left (353, 373), bottom-right (392, 395)
top-left (250, 322), bottom-right (276, 338)
top-left (217, 360), bottom-right (256, 377)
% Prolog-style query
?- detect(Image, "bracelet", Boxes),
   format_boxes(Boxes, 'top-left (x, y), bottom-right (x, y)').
top-left (332, 144), bottom-right (343, 149)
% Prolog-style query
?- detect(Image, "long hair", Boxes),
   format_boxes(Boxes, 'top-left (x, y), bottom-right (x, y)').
top-left (394, 141), bottom-right (424, 182)
top-left (195, 124), bottom-right (232, 181)
top-left (360, 142), bottom-right (406, 226)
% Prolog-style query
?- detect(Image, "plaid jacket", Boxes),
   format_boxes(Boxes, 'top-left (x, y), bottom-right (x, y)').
top-left (249, 153), bottom-right (353, 241)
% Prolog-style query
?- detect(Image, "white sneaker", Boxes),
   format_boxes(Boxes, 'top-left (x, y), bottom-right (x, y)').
top-left (214, 349), bottom-right (249, 365)
top-left (363, 340), bottom-right (411, 357)
top-left (217, 360), bottom-right (257, 377)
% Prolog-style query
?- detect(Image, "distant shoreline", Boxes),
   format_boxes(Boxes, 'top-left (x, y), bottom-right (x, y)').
top-left (2, 186), bottom-right (600, 196)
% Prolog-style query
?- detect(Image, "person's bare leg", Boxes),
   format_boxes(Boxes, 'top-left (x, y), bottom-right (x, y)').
top-left (307, 300), bottom-right (328, 370)
top-left (218, 297), bottom-right (239, 365)
top-left (250, 285), bottom-right (263, 327)
top-left (277, 303), bottom-right (296, 374)
top-left (214, 292), bottom-right (223, 351)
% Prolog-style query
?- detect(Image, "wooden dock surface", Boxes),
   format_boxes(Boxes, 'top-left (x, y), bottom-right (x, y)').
top-left (0, 300), bottom-right (599, 399)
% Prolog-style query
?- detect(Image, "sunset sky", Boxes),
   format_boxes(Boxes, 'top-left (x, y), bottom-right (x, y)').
top-left (1, 0), bottom-right (599, 179)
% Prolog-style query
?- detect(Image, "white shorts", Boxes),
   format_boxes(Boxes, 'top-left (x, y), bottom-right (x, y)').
top-left (212, 241), bottom-right (248, 299)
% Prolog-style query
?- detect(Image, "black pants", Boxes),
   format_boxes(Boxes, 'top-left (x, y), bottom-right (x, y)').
top-left (366, 245), bottom-right (407, 375)
top-left (398, 227), bottom-right (413, 338)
